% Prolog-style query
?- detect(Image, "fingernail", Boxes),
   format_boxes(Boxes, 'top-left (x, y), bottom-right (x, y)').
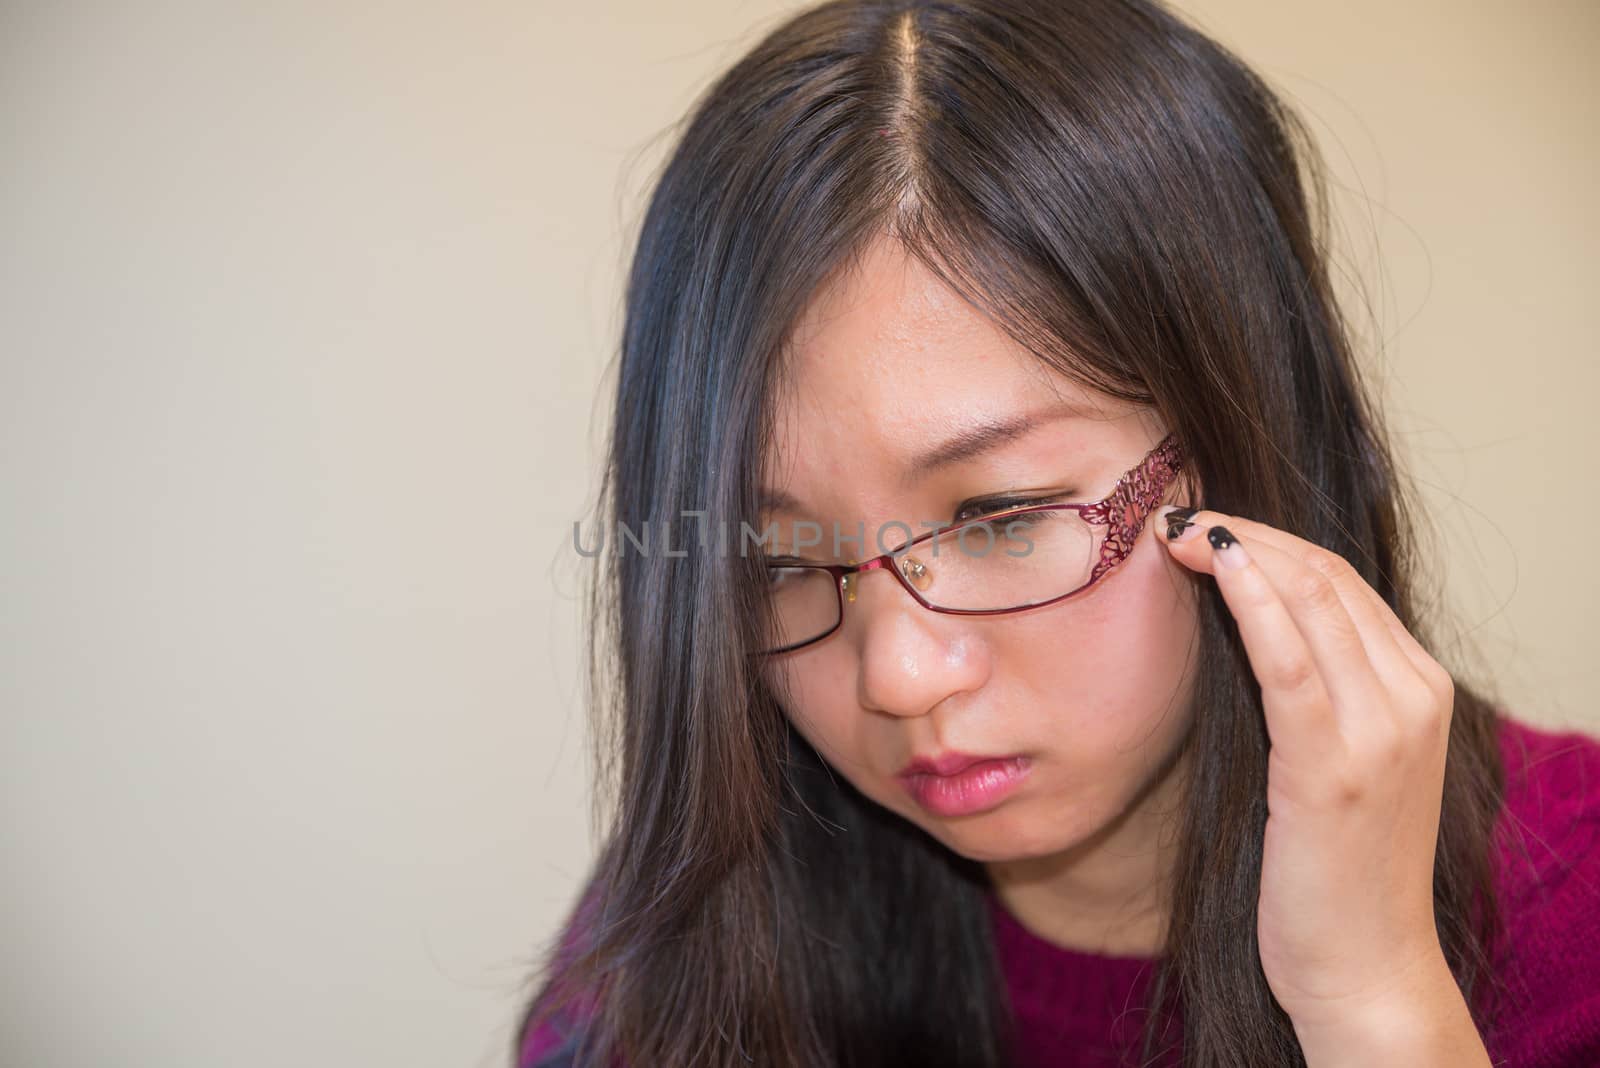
top-left (1165, 518), bottom-right (1201, 542)
top-left (1159, 505), bottom-right (1202, 542)
top-left (1208, 525), bottom-right (1250, 569)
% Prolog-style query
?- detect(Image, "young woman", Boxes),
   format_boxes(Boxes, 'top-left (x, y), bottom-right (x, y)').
top-left (516, 1), bottom-right (1600, 1064)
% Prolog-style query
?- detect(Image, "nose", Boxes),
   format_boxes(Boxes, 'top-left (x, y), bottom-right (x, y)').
top-left (845, 561), bottom-right (991, 718)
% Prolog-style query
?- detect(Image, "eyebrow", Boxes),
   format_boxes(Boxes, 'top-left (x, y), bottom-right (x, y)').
top-left (757, 400), bottom-right (1088, 515)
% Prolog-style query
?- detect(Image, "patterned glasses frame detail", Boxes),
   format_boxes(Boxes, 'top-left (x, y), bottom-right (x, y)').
top-left (758, 432), bottom-right (1188, 655)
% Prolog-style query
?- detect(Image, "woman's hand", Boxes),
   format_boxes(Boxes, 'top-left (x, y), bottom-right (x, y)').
top-left (1154, 505), bottom-right (1489, 1068)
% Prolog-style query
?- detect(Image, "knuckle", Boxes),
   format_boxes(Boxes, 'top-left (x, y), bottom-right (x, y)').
top-left (1289, 566), bottom-right (1342, 615)
top-left (1270, 655), bottom-right (1322, 696)
top-left (1318, 731), bottom-right (1390, 805)
top-left (1323, 764), bottom-right (1369, 807)
top-left (1422, 659), bottom-right (1456, 702)
top-left (1407, 683), bottom-right (1454, 743)
top-left (1302, 545), bottom-right (1352, 582)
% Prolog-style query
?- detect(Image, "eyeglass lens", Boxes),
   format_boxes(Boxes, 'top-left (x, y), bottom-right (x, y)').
top-left (760, 507), bottom-right (1100, 654)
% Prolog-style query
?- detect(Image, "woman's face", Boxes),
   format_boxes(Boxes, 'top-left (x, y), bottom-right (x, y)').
top-left (760, 236), bottom-right (1202, 865)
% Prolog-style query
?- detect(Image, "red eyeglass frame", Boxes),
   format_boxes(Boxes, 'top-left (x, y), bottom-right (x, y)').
top-left (759, 432), bottom-right (1188, 655)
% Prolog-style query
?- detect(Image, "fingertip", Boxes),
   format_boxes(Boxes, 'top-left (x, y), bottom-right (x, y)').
top-left (1207, 524), bottom-right (1252, 570)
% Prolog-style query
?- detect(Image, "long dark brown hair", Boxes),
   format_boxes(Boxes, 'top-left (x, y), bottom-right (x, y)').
top-left (517, 1), bottom-right (1508, 1064)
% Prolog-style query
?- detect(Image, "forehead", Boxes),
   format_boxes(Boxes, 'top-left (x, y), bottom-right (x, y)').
top-left (764, 237), bottom-right (1129, 484)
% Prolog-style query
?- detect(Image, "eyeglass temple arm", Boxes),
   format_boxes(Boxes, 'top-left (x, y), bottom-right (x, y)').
top-left (1080, 433), bottom-right (1186, 584)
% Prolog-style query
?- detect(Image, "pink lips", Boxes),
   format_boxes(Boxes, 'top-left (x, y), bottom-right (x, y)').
top-left (896, 752), bottom-right (1032, 817)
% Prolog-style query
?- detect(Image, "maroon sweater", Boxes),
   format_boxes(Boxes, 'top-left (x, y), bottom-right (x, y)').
top-left (522, 715), bottom-right (1600, 1067)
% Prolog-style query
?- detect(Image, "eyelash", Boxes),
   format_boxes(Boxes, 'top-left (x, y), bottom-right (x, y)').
top-left (761, 491), bottom-right (1080, 566)
top-left (952, 492), bottom-right (1074, 524)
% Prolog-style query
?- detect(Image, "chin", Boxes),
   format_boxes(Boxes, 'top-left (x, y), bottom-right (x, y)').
top-left (912, 794), bottom-right (1102, 864)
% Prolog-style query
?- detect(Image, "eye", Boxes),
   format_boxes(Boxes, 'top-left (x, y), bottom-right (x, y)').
top-left (766, 566), bottom-right (800, 591)
top-left (952, 492), bottom-right (1073, 524)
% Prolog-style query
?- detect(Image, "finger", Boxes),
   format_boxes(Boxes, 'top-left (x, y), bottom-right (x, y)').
top-left (1166, 520), bottom-right (1344, 759)
top-left (1159, 507), bottom-right (1426, 699)
top-left (1196, 515), bottom-right (1457, 730)
top-left (1161, 512), bottom-right (1389, 742)
top-left (1220, 530), bottom-right (1421, 702)
top-left (1221, 518), bottom-right (1451, 699)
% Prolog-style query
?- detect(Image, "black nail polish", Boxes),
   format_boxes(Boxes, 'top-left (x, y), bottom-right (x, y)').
top-left (1164, 519), bottom-right (1194, 540)
top-left (1167, 505), bottom-right (1199, 521)
top-left (1207, 525), bottom-right (1236, 550)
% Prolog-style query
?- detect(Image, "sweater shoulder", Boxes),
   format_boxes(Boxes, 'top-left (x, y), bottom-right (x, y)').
top-left (517, 882), bottom-right (616, 1068)
top-left (518, 975), bottom-right (612, 1068)
top-left (1484, 714), bottom-right (1600, 1067)
top-left (1494, 714), bottom-right (1600, 897)
top-left (519, 1015), bottom-right (586, 1068)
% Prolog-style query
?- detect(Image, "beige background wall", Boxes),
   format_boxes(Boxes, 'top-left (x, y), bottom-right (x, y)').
top-left (1, 2), bottom-right (1592, 1065)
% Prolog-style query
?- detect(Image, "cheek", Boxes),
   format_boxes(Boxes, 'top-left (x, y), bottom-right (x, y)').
top-left (763, 661), bottom-right (875, 778)
top-left (997, 538), bottom-right (1199, 750)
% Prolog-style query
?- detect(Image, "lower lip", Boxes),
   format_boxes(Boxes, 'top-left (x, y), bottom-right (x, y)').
top-left (898, 756), bottom-right (1032, 818)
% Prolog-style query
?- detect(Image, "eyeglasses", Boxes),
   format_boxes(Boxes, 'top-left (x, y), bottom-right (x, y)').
top-left (758, 432), bottom-right (1187, 655)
